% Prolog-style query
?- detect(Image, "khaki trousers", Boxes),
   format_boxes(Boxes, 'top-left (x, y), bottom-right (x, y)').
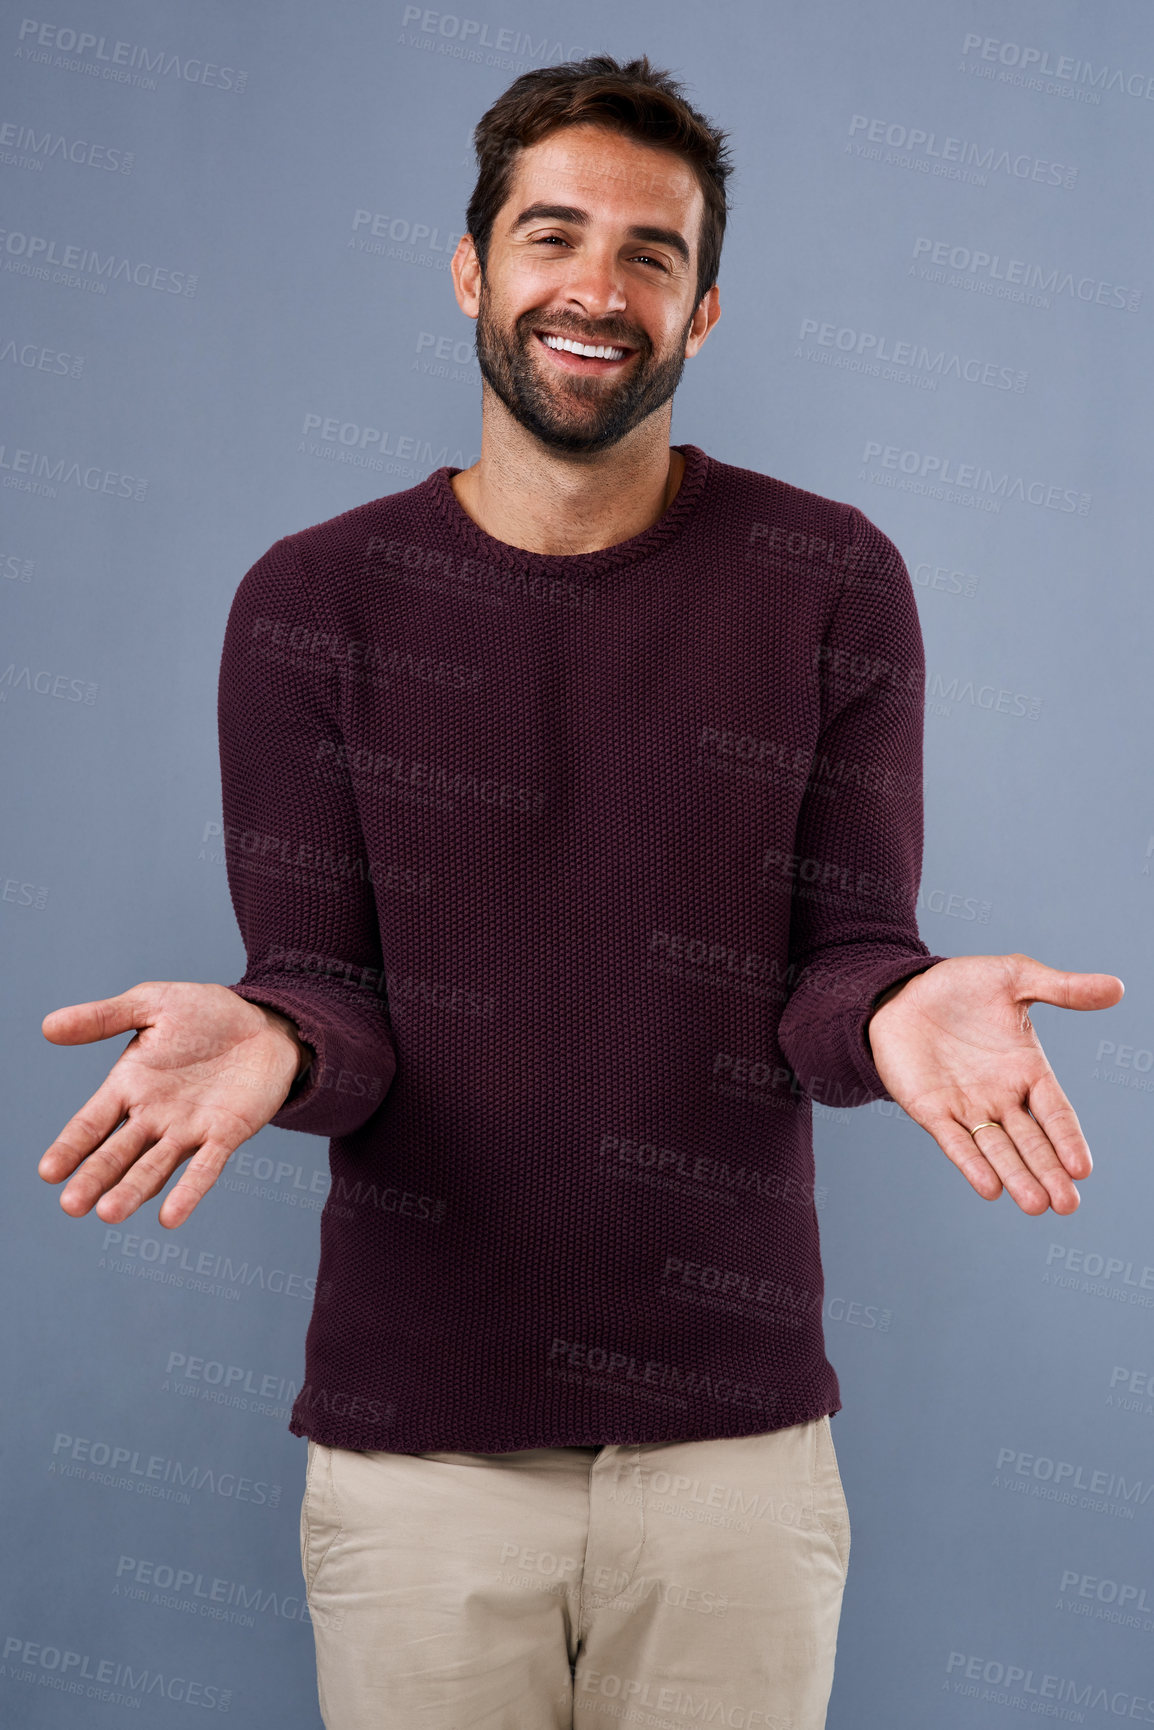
top-left (300, 1415), bottom-right (850, 1729)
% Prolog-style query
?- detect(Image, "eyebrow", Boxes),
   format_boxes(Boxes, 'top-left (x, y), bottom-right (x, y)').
top-left (508, 202), bottom-right (691, 269)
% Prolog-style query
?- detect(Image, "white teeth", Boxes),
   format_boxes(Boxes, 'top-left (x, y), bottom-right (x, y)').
top-left (541, 333), bottom-right (626, 361)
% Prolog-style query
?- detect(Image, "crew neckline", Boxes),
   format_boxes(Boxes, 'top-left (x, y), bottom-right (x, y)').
top-left (428, 443), bottom-right (710, 579)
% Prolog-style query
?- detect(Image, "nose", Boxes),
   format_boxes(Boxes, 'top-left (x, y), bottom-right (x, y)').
top-left (558, 241), bottom-right (630, 326)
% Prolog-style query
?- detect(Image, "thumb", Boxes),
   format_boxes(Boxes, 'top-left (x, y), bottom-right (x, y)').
top-left (41, 985), bottom-right (157, 1045)
top-left (1012, 953), bottom-right (1125, 1011)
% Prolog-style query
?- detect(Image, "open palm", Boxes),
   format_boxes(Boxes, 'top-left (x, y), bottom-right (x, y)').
top-left (39, 981), bottom-right (305, 1229)
top-left (866, 952), bottom-right (1124, 1215)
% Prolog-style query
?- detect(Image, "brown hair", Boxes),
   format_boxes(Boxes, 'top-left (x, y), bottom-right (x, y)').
top-left (464, 54), bottom-right (735, 312)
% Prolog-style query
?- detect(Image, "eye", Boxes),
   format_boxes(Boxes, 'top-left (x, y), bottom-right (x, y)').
top-left (531, 236), bottom-right (667, 270)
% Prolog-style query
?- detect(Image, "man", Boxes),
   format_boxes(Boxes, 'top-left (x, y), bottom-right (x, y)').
top-left (39, 54), bottom-right (1121, 1730)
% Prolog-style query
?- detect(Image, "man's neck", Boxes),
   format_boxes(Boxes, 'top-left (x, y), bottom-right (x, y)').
top-left (450, 430), bottom-right (686, 557)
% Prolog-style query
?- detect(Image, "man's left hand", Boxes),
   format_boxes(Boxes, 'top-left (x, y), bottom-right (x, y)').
top-left (865, 954), bottom-right (1124, 1215)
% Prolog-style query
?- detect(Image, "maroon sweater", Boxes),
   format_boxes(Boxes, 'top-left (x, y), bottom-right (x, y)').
top-left (217, 442), bottom-right (948, 1453)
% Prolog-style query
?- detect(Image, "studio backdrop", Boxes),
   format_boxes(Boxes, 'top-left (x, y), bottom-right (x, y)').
top-left (3, 2), bottom-right (1152, 1725)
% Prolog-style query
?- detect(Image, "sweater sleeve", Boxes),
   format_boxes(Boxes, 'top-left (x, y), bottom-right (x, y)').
top-left (216, 534), bottom-right (397, 1138)
top-left (775, 506), bottom-right (950, 1108)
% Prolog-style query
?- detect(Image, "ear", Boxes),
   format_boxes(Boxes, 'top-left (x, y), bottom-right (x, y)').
top-left (685, 283), bottom-right (721, 357)
top-left (451, 235), bottom-right (482, 320)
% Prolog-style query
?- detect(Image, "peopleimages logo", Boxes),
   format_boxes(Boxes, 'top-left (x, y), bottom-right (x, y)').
top-left (1060, 1565), bottom-right (1154, 1615)
top-left (1045, 1243), bottom-right (1154, 1291)
top-left (349, 208), bottom-right (460, 266)
top-left (0, 226), bottom-right (197, 295)
top-left (14, 19), bottom-right (248, 92)
top-left (0, 440), bottom-right (147, 501)
top-left (49, 1430), bottom-right (281, 1507)
top-left (2, 1633), bottom-right (232, 1712)
top-left (98, 1226), bottom-right (320, 1302)
top-left (847, 114), bottom-right (1078, 188)
top-left (945, 1649), bottom-right (1154, 1719)
top-left (994, 1445), bottom-right (1154, 1509)
top-left (397, 6), bottom-right (594, 70)
top-left (910, 236), bottom-right (1141, 313)
top-left (114, 1552), bottom-right (325, 1629)
top-left (798, 318), bottom-right (1026, 392)
top-left (298, 412), bottom-right (471, 484)
top-left (961, 33), bottom-right (1154, 102)
top-left (860, 440), bottom-right (1091, 515)
top-left (0, 120), bottom-right (133, 173)
top-left (0, 337), bottom-right (84, 378)
top-left (163, 1350), bottom-right (299, 1411)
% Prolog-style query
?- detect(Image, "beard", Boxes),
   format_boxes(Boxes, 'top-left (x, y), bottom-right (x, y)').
top-left (472, 274), bottom-right (696, 456)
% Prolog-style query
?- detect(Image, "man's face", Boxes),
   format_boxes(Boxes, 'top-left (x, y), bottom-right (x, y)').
top-left (464, 122), bottom-right (716, 455)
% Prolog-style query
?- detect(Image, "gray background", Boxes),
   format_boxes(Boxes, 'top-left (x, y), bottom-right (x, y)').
top-left (3, 1), bottom-right (1152, 1723)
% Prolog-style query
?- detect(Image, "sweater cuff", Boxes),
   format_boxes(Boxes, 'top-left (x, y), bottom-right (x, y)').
top-left (225, 980), bottom-right (397, 1139)
top-left (838, 954), bottom-right (951, 1105)
top-left (778, 950), bottom-right (952, 1111)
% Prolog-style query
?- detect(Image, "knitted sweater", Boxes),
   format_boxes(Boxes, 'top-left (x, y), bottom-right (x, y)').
top-left (216, 441), bottom-right (948, 1454)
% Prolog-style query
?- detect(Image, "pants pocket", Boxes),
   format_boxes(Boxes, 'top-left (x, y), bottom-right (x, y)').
top-left (301, 1440), bottom-right (344, 1600)
top-left (813, 1416), bottom-right (851, 1579)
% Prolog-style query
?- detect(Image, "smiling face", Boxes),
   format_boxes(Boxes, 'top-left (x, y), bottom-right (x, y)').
top-left (456, 121), bottom-right (720, 455)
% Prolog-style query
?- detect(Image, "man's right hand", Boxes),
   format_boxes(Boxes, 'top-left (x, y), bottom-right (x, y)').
top-left (38, 982), bottom-right (314, 1230)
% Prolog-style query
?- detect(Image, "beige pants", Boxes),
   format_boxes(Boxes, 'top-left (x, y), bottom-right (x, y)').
top-left (300, 1416), bottom-right (850, 1729)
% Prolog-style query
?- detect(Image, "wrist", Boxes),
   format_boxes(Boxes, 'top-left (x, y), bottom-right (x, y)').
top-left (865, 979), bottom-right (907, 1059)
top-left (870, 980), bottom-right (908, 1014)
top-left (257, 1006), bottom-right (314, 1082)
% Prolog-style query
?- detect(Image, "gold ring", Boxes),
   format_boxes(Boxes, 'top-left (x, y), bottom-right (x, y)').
top-left (969, 1121), bottom-right (1001, 1137)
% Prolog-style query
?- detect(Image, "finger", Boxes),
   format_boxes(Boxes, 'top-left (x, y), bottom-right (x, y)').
top-left (41, 987), bottom-right (153, 1046)
top-left (1025, 1070), bottom-right (1092, 1180)
top-left (39, 1090), bottom-right (133, 1183)
top-left (94, 1133), bottom-right (202, 1225)
top-left (992, 1104), bottom-right (1081, 1215)
top-left (923, 1113), bottom-right (1006, 1202)
top-left (964, 1117), bottom-right (1054, 1215)
top-left (1009, 954), bottom-right (1125, 1012)
top-left (55, 1115), bottom-right (159, 1216)
top-left (157, 1142), bottom-right (237, 1230)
